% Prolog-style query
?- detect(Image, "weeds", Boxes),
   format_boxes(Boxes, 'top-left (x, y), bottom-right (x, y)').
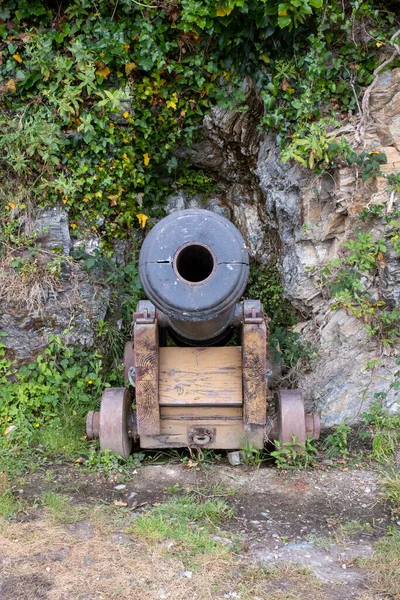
top-left (362, 400), bottom-right (400, 463)
top-left (270, 436), bottom-right (317, 469)
top-left (323, 423), bottom-right (351, 458)
top-left (239, 439), bottom-right (263, 467)
top-left (84, 448), bottom-right (145, 479)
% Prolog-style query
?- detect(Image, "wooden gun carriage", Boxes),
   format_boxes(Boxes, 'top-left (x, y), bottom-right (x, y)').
top-left (86, 209), bottom-right (319, 457)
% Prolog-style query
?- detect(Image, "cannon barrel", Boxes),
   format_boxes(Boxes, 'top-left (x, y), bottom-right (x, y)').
top-left (139, 209), bottom-right (249, 344)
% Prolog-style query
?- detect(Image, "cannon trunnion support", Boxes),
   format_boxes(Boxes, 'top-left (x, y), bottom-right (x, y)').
top-left (86, 209), bottom-right (320, 457)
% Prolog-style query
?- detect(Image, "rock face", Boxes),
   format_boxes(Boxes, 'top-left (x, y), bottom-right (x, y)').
top-left (174, 69), bottom-right (400, 425)
top-left (0, 208), bottom-right (109, 362)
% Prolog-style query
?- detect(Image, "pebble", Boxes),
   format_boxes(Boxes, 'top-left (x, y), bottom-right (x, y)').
top-left (364, 487), bottom-right (371, 493)
top-left (114, 484), bottom-right (127, 491)
top-left (179, 571), bottom-right (192, 579)
top-left (227, 451), bottom-right (244, 466)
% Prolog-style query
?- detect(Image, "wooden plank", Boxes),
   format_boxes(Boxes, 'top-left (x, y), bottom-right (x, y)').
top-left (160, 405), bottom-right (243, 420)
top-left (139, 418), bottom-right (264, 450)
top-left (242, 321), bottom-right (267, 426)
top-left (159, 347), bottom-right (242, 405)
top-left (134, 321), bottom-right (160, 435)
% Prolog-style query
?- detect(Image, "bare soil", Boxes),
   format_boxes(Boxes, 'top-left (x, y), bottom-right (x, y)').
top-left (0, 461), bottom-right (396, 600)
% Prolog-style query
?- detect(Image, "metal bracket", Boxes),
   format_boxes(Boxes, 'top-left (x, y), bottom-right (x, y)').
top-left (133, 300), bottom-right (156, 324)
top-left (243, 299), bottom-right (263, 324)
top-left (188, 427), bottom-right (216, 446)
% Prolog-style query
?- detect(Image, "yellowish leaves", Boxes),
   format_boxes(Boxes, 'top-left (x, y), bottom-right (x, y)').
top-left (376, 41), bottom-right (383, 47)
top-left (13, 53), bottom-right (22, 63)
top-left (122, 44), bottom-right (130, 51)
top-left (216, 5), bottom-right (233, 17)
top-left (137, 213), bottom-right (148, 228)
top-left (125, 62), bottom-right (137, 76)
top-left (166, 92), bottom-right (178, 109)
top-left (143, 153), bottom-right (150, 166)
top-left (278, 9), bottom-right (288, 16)
top-left (4, 77), bottom-right (16, 93)
top-left (261, 55), bottom-right (270, 64)
top-left (377, 252), bottom-right (384, 261)
top-left (95, 191), bottom-right (103, 197)
top-left (70, 223), bottom-right (77, 229)
top-left (114, 500), bottom-right (128, 507)
top-left (95, 64), bottom-right (111, 78)
top-left (123, 111), bottom-right (130, 119)
top-left (8, 202), bottom-right (16, 210)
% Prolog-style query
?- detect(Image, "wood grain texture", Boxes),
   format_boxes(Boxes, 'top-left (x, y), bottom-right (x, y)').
top-left (242, 321), bottom-right (267, 426)
top-left (139, 419), bottom-right (264, 449)
top-left (160, 405), bottom-right (243, 420)
top-left (159, 347), bottom-right (243, 405)
top-left (133, 322), bottom-right (160, 435)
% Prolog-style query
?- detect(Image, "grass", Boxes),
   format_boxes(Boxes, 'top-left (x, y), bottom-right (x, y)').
top-left (233, 564), bottom-right (322, 600)
top-left (380, 468), bottom-right (400, 514)
top-left (0, 474), bottom-right (21, 520)
top-left (359, 534), bottom-right (400, 600)
top-left (130, 494), bottom-right (234, 566)
top-left (41, 491), bottom-right (88, 524)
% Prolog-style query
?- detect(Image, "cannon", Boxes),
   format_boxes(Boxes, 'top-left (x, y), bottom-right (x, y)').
top-left (86, 209), bottom-right (320, 457)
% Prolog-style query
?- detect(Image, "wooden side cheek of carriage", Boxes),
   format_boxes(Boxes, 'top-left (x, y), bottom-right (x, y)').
top-left (133, 298), bottom-right (267, 451)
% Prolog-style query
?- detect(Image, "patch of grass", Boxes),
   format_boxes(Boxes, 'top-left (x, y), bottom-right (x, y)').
top-left (337, 520), bottom-right (373, 538)
top-left (359, 534), bottom-right (400, 600)
top-left (235, 563), bottom-right (322, 600)
top-left (0, 474), bottom-right (20, 520)
top-left (41, 491), bottom-right (87, 524)
top-left (130, 495), bottom-right (234, 566)
top-left (36, 424), bottom-right (88, 459)
top-left (380, 469), bottom-right (400, 515)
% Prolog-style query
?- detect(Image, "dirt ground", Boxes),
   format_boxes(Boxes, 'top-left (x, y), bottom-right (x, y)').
top-left (0, 460), bottom-right (397, 600)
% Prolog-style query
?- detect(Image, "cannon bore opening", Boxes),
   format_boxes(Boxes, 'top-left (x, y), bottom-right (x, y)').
top-left (174, 243), bottom-right (216, 284)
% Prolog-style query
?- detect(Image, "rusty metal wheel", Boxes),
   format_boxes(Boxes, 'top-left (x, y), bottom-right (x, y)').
top-left (275, 389), bottom-right (306, 445)
top-left (123, 340), bottom-right (135, 384)
top-left (99, 388), bottom-right (133, 458)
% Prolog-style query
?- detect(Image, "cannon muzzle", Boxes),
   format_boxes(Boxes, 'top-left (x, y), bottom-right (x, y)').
top-left (139, 209), bottom-right (249, 344)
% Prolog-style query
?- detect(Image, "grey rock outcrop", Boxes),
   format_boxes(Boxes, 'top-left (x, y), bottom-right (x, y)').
top-left (174, 69), bottom-right (400, 425)
top-left (0, 208), bottom-right (109, 362)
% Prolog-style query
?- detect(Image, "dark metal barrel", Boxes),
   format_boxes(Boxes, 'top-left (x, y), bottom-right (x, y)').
top-left (139, 209), bottom-right (249, 344)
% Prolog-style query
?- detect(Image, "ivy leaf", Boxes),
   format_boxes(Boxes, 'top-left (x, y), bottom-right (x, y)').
top-left (143, 153), bottom-right (150, 166)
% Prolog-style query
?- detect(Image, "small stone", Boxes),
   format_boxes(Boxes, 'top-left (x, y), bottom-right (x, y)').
top-left (364, 487), bottom-right (371, 494)
top-left (114, 484), bottom-right (127, 491)
top-left (179, 571), bottom-right (192, 579)
top-left (110, 532), bottom-right (135, 546)
top-left (46, 567), bottom-right (51, 572)
top-left (227, 451), bottom-right (243, 466)
top-left (128, 492), bottom-right (138, 500)
top-left (342, 564), bottom-right (347, 569)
